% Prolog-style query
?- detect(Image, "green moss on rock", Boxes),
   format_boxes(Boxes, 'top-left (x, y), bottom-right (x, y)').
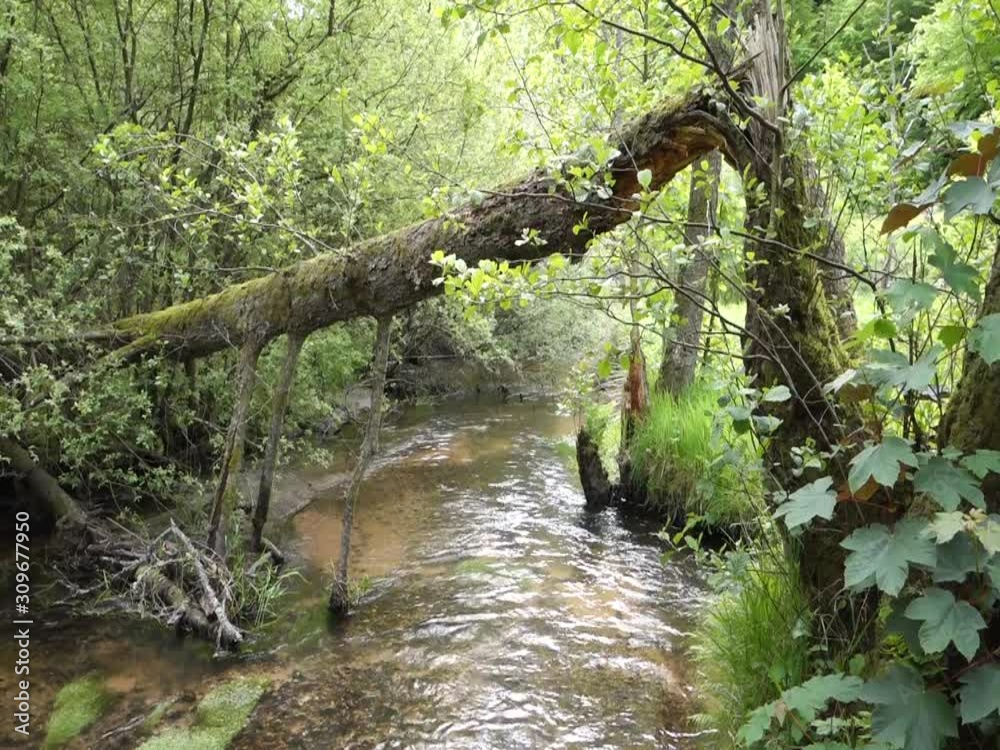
top-left (44, 674), bottom-right (112, 749)
top-left (138, 677), bottom-right (269, 750)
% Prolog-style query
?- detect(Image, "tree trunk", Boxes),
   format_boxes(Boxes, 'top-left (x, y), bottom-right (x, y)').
top-left (659, 152), bottom-right (722, 394)
top-left (0, 438), bottom-right (86, 525)
top-left (93, 94), bottom-right (736, 363)
top-left (735, 0), bottom-right (871, 635)
top-left (940, 236), bottom-right (1000, 509)
top-left (206, 343), bottom-right (260, 559)
top-left (250, 333), bottom-right (305, 554)
top-left (329, 315), bottom-right (393, 615)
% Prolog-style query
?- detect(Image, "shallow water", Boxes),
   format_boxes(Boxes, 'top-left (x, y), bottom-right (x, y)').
top-left (1, 398), bottom-right (707, 749)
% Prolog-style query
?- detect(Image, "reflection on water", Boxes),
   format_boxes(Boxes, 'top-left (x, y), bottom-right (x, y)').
top-left (0, 399), bottom-right (707, 749)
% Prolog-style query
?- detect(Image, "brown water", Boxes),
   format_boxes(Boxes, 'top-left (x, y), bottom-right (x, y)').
top-left (1, 399), bottom-right (708, 749)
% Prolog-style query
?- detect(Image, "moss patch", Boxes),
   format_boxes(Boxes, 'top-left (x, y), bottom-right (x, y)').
top-left (138, 677), bottom-right (269, 750)
top-left (44, 674), bottom-right (112, 749)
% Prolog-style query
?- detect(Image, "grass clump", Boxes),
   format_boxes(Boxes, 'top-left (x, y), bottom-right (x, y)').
top-left (628, 381), bottom-right (761, 526)
top-left (44, 674), bottom-right (112, 749)
top-left (139, 676), bottom-right (269, 750)
top-left (689, 546), bottom-right (811, 743)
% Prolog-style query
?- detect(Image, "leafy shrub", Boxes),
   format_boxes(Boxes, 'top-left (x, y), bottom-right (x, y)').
top-left (690, 547), bottom-right (811, 743)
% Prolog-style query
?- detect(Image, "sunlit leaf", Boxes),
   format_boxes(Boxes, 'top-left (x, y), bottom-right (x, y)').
top-left (926, 511), bottom-right (966, 544)
top-left (937, 325), bottom-right (967, 348)
top-left (973, 514), bottom-right (1000, 555)
top-left (774, 477), bottom-right (837, 531)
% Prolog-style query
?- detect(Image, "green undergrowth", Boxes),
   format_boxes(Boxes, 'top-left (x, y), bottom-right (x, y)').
top-left (689, 545), bottom-right (811, 744)
top-left (628, 382), bottom-right (762, 527)
top-left (138, 676), bottom-right (269, 750)
top-left (44, 674), bottom-right (113, 749)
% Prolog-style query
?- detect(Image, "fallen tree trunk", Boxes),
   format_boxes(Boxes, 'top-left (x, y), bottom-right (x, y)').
top-left (100, 92), bottom-right (736, 362)
top-left (0, 437), bottom-right (86, 525)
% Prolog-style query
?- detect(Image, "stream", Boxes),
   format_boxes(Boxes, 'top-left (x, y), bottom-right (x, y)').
top-left (1, 398), bottom-right (708, 749)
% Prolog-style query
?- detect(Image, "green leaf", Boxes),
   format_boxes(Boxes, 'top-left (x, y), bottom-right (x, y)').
top-left (937, 324), bottom-right (967, 348)
top-left (932, 533), bottom-right (982, 584)
top-left (841, 519), bottom-right (936, 595)
top-left (636, 168), bottom-right (652, 189)
top-left (927, 511), bottom-right (966, 544)
top-left (968, 313), bottom-right (1000, 365)
top-left (973, 514), bottom-right (1000, 555)
top-left (725, 404), bottom-right (752, 434)
top-left (961, 449), bottom-right (1000, 479)
top-left (762, 384), bottom-right (792, 402)
top-left (987, 555), bottom-right (1000, 591)
top-left (927, 234), bottom-right (982, 299)
top-left (904, 586), bottom-right (986, 660)
top-left (958, 664), bottom-right (1000, 723)
top-left (913, 456), bottom-right (985, 511)
top-left (886, 598), bottom-right (925, 656)
top-left (752, 414), bottom-right (783, 434)
top-left (861, 665), bottom-right (957, 750)
top-left (895, 346), bottom-right (943, 393)
top-left (942, 176), bottom-right (996, 220)
top-left (884, 280), bottom-right (938, 323)
top-left (738, 673), bottom-right (863, 744)
top-left (783, 673), bottom-right (863, 718)
top-left (774, 477), bottom-right (837, 531)
top-left (737, 705), bottom-right (772, 745)
top-left (848, 436), bottom-right (918, 493)
top-left (596, 358), bottom-right (612, 379)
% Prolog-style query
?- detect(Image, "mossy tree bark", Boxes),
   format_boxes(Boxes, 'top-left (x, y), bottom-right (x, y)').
top-left (206, 343), bottom-right (261, 559)
top-left (92, 94), bottom-right (735, 363)
top-left (250, 333), bottom-right (305, 554)
top-left (733, 0), bottom-right (872, 636)
top-left (940, 236), bottom-right (1000, 509)
top-left (329, 315), bottom-right (393, 615)
top-left (658, 152), bottom-right (722, 394)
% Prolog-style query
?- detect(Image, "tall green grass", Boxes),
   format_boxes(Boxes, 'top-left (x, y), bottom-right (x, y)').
top-left (690, 547), bottom-right (811, 744)
top-left (627, 381), bottom-right (762, 526)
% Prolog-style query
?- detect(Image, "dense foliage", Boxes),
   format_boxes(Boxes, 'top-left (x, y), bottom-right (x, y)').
top-left (2, 0), bottom-right (999, 747)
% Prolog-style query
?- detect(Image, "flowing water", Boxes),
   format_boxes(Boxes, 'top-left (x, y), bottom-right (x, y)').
top-left (1, 398), bottom-right (709, 749)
